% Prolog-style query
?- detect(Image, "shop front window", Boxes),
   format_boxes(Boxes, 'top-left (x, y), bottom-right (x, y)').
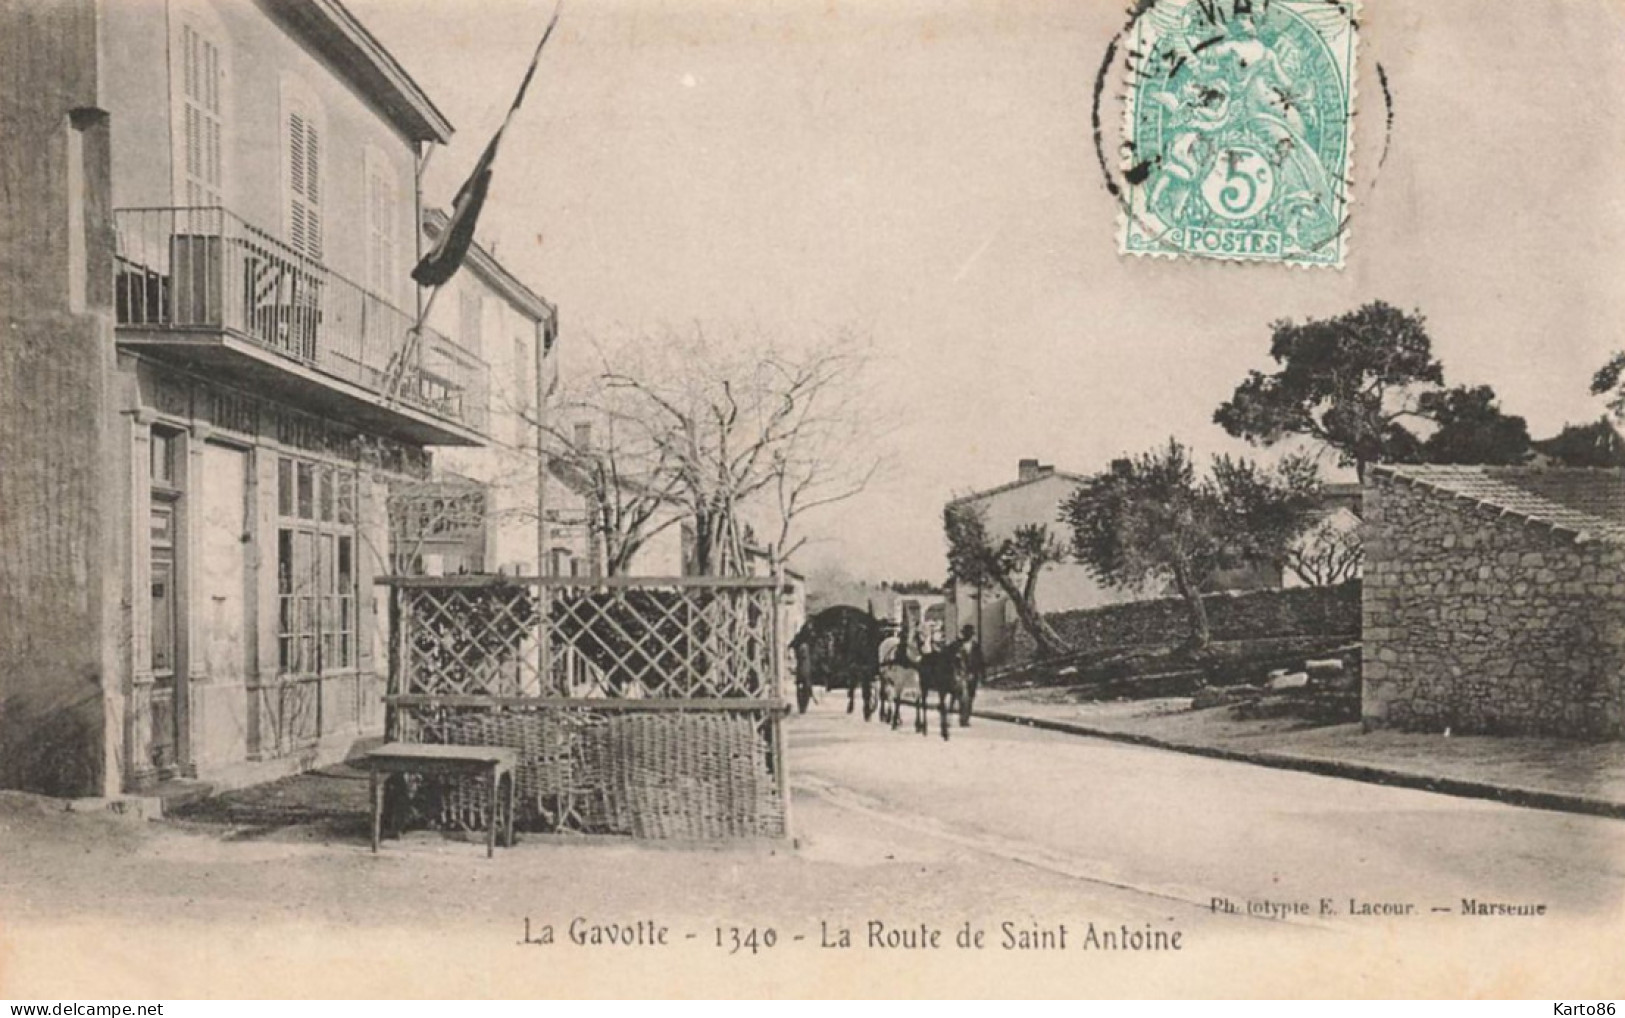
top-left (276, 455), bottom-right (357, 676)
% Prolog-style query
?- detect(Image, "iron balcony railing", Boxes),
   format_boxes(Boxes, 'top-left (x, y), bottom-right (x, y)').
top-left (113, 206), bottom-right (489, 435)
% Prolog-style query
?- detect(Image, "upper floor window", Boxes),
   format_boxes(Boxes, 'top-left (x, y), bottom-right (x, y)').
top-left (364, 147), bottom-right (400, 305)
top-left (512, 333), bottom-right (531, 415)
top-left (459, 289), bottom-right (484, 360)
top-left (151, 430), bottom-right (179, 489)
top-left (281, 79), bottom-right (324, 261)
top-left (170, 4), bottom-right (230, 207)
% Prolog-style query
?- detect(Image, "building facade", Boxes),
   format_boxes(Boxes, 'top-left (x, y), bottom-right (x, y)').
top-left (412, 208), bottom-right (556, 577)
top-left (0, 0), bottom-right (493, 796)
top-left (1363, 465), bottom-right (1625, 739)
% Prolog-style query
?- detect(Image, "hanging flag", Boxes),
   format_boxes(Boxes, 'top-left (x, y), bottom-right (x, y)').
top-left (412, 5), bottom-right (561, 289)
top-left (540, 306), bottom-right (561, 396)
top-left (543, 307), bottom-right (559, 355)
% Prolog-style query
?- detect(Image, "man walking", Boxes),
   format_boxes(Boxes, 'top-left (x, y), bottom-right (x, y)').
top-left (956, 624), bottom-right (985, 727)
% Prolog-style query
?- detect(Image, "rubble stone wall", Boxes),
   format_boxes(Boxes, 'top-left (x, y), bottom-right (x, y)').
top-left (1362, 475), bottom-right (1625, 739)
top-left (1011, 582), bottom-right (1361, 661)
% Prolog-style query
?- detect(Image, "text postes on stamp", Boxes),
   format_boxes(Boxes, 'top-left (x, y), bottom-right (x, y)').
top-left (1118, 0), bottom-right (1359, 268)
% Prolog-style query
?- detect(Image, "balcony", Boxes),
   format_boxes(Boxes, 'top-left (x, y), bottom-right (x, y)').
top-left (114, 206), bottom-right (488, 447)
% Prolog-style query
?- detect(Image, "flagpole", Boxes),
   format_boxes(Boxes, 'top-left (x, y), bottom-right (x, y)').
top-left (413, 280), bottom-right (445, 335)
top-left (535, 308), bottom-right (554, 691)
top-left (387, 283), bottom-right (445, 404)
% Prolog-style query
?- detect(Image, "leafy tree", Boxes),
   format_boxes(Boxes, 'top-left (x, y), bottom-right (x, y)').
top-left (884, 579), bottom-right (944, 595)
top-left (1416, 385), bottom-right (1532, 466)
top-left (1210, 451), bottom-right (1323, 563)
top-left (1062, 439), bottom-right (1321, 651)
top-left (1217, 301), bottom-right (1539, 476)
top-left (943, 502), bottom-right (1070, 659)
top-left (1214, 301), bottom-right (1443, 481)
top-left (1592, 353), bottom-right (1625, 419)
top-left (1535, 417), bottom-right (1625, 468)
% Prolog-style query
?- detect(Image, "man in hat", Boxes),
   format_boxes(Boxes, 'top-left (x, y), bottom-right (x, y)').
top-left (955, 624), bottom-right (986, 727)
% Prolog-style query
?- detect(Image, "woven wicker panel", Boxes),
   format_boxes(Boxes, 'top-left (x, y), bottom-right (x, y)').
top-left (607, 712), bottom-right (777, 839)
top-left (397, 703), bottom-right (785, 839)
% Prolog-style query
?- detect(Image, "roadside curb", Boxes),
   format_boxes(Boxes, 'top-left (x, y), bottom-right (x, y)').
top-left (972, 707), bottom-right (1625, 822)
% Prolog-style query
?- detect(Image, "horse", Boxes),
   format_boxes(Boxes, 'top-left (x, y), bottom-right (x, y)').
top-left (917, 639), bottom-right (971, 740)
top-left (879, 658), bottom-right (921, 731)
top-left (843, 658), bottom-right (878, 721)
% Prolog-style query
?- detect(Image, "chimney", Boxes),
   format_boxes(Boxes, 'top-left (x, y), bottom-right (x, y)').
top-left (573, 421), bottom-right (593, 451)
top-left (1019, 458), bottom-right (1053, 482)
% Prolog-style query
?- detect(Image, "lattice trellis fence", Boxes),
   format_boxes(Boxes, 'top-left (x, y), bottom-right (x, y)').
top-left (380, 576), bottom-right (791, 840)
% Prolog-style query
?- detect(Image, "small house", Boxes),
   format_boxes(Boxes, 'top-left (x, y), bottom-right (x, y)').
top-left (1363, 465), bottom-right (1625, 739)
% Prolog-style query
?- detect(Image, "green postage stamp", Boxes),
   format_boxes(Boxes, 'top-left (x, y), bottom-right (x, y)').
top-left (1119, 0), bottom-right (1360, 268)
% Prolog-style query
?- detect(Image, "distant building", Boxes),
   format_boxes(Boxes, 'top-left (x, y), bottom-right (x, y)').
top-left (1363, 465), bottom-right (1625, 739)
top-left (945, 459), bottom-right (1142, 664)
top-left (416, 208), bottom-right (558, 577)
top-left (540, 443), bottom-right (686, 579)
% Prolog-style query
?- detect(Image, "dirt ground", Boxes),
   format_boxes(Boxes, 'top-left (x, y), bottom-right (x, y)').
top-left (3, 704), bottom-right (1622, 997)
top-left (0, 779), bottom-right (1270, 998)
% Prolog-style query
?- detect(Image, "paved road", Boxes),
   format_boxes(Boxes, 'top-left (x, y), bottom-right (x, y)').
top-left (787, 696), bottom-right (1625, 924)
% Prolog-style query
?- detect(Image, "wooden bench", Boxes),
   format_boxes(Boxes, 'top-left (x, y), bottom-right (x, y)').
top-left (364, 743), bottom-right (518, 858)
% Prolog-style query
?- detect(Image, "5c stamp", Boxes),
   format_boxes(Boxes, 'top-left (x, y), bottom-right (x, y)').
top-left (1117, 0), bottom-right (1360, 268)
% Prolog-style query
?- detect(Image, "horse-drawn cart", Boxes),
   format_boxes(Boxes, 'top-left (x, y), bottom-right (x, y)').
top-left (789, 605), bottom-right (882, 716)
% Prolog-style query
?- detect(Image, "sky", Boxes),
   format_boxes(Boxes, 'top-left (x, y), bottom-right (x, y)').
top-left (348, 0), bottom-right (1625, 582)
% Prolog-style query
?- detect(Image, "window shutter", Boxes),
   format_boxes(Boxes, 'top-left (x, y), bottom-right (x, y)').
top-left (181, 23), bottom-right (225, 207)
top-left (287, 109), bottom-right (322, 260)
top-left (306, 123), bottom-right (321, 257)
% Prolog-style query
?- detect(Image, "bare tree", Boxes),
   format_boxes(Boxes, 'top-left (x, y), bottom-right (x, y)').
top-left (1284, 517), bottom-right (1364, 587)
top-left (554, 324), bottom-right (882, 576)
top-left (504, 365), bottom-right (688, 577)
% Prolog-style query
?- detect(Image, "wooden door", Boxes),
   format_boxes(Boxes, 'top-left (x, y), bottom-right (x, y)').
top-left (148, 498), bottom-right (180, 775)
top-left (197, 443), bottom-right (248, 683)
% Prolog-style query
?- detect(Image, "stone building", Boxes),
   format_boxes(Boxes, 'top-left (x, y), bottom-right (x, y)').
top-left (1363, 465), bottom-right (1625, 739)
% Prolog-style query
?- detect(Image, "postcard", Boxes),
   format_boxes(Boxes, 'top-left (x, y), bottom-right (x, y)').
top-left (1, 0), bottom-right (1622, 1000)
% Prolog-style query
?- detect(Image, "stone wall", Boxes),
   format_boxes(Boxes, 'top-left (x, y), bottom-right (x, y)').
top-left (1010, 582), bottom-right (1361, 660)
top-left (1362, 474), bottom-right (1625, 739)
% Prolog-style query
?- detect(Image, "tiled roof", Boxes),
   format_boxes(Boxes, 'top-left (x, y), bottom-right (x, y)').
top-left (1372, 465), bottom-right (1625, 544)
top-left (274, 0), bottom-right (454, 143)
top-left (946, 471), bottom-right (1090, 506)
